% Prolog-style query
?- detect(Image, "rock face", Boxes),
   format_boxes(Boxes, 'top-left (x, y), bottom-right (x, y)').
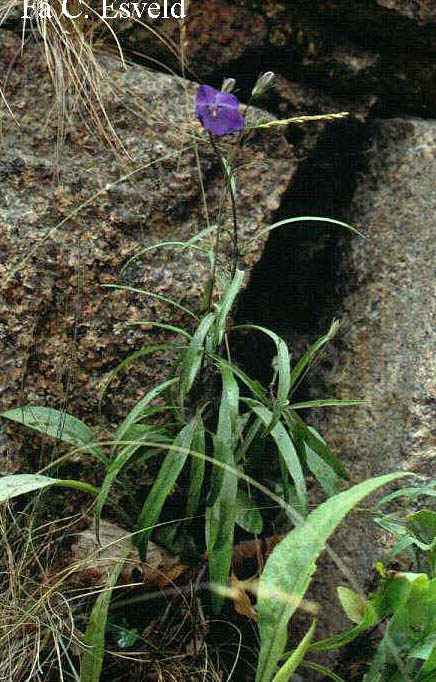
top-left (0, 31), bottom-right (297, 468)
top-left (317, 117), bottom-right (436, 482)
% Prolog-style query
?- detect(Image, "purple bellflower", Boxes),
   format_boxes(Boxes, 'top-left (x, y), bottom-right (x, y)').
top-left (196, 84), bottom-right (245, 136)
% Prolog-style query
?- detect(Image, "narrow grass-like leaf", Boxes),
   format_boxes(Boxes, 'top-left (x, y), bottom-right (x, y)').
top-left (95, 425), bottom-right (169, 542)
top-left (286, 411), bottom-right (349, 480)
top-left (289, 399), bottom-right (365, 410)
top-left (215, 269), bottom-right (245, 346)
top-left (290, 320), bottom-right (339, 390)
top-left (300, 662), bottom-right (347, 682)
top-left (256, 472), bottom-right (409, 682)
top-left (0, 474), bottom-right (98, 504)
top-left (119, 234), bottom-right (214, 279)
top-left (114, 378), bottom-right (178, 450)
top-left (244, 216), bottom-right (364, 249)
top-left (272, 620), bottom-right (317, 682)
top-left (98, 343), bottom-right (180, 411)
top-left (234, 325), bottom-right (290, 406)
top-left (236, 417), bottom-right (262, 463)
top-left (2, 406), bottom-right (107, 464)
top-left (250, 404), bottom-right (307, 516)
top-left (179, 312), bottom-right (216, 401)
top-left (186, 417), bottom-right (206, 520)
top-left (120, 321), bottom-right (192, 339)
top-left (80, 556), bottom-right (127, 682)
top-left (135, 417), bottom-right (198, 560)
top-left (213, 356), bottom-right (267, 404)
top-left (102, 284), bottom-right (198, 319)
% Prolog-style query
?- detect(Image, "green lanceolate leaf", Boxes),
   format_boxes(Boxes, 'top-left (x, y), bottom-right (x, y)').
top-left (207, 366), bottom-right (239, 507)
top-left (305, 427), bottom-right (341, 497)
top-left (235, 487), bottom-right (263, 534)
top-left (214, 269), bottom-right (245, 347)
top-left (206, 454), bottom-right (238, 614)
top-left (135, 417), bottom-right (198, 560)
top-left (249, 404), bottom-right (307, 517)
top-left (289, 399), bottom-right (365, 410)
top-left (186, 417), bottom-right (206, 520)
top-left (80, 556), bottom-right (127, 682)
top-left (256, 473), bottom-right (409, 682)
top-left (286, 411), bottom-right (349, 480)
top-left (0, 474), bottom-right (98, 504)
top-left (179, 312), bottom-right (216, 401)
top-left (272, 619), bottom-right (317, 682)
top-left (102, 284), bottom-right (198, 320)
top-left (2, 406), bottom-right (107, 464)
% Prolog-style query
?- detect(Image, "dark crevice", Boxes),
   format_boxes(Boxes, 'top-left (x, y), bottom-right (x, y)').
top-left (233, 117), bottom-right (371, 388)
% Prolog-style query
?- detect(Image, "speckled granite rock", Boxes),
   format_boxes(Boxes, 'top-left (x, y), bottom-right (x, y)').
top-left (317, 117), bottom-right (436, 480)
top-left (305, 117), bottom-right (436, 635)
top-left (0, 31), bottom-right (297, 469)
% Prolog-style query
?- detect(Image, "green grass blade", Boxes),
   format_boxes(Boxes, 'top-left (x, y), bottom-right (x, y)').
top-left (114, 378), bottom-right (178, 449)
top-left (255, 473), bottom-right (409, 682)
top-left (289, 399), bottom-right (365, 410)
top-left (236, 417), bottom-right (262, 463)
top-left (186, 417), bottom-right (206, 520)
top-left (120, 321), bottom-right (192, 339)
top-left (300, 662), bottom-right (348, 682)
top-left (80, 555), bottom-right (127, 682)
top-left (2, 406), bottom-right (107, 465)
top-left (250, 405), bottom-right (307, 516)
top-left (234, 325), bottom-right (290, 433)
top-left (235, 487), bottom-right (263, 534)
top-left (272, 619), bottom-right (317, 682)
top-left (102, 284), bottom-right (198, 320)
top-left (95, 425), bottom-right (169, 542)
top-left (179, 312), bottom-right (216, 401)
top-left (135, 418), bottom-right (198, 559)
top-left (98, 343), bottom-right (180, 411)
top-left (290, 320), bottom-right (339, 390)
top-left (215, 269), bottom-right (245, 346)
top-left (244, 216), bottom-right (364, 249)
top-left (119, 235), bottom-right (214, 279)
top-left (286, 411), bottom-right (349, 480)
top-left (213, 357), bottom-right (267, 404)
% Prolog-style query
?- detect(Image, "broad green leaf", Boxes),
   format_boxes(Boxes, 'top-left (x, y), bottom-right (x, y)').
top-left (337, 586), bottom-right (368, 624)
top-left (135, 417), bottom-right (198, 559)
top-left (214, 269), bottom-right (245, 346)
top-left (235, 487), bottom-right (263, 534)
top-left (2, 406), bottom-right (107, 464)
top-left (406, 510), bottom-right (436, 550)
top-left (80, 556), bottom-right (126, 682)
top-left (305, 427), bottom-right (340, 497)
top-left (256, 473), bottom-right (408, 682)
top-left (0, 474), bottom-right (98, 504)
top-left (250, 404), bottom-right (307, 516)
top-left (206, 455), bottom-right (238, 614)
top-left (179, 312), bottom-right (216, 400)
top-left (186, 418), bottom-right (206, 519)
top-left (207, 367), bottom-right (238, 507)
top-left (272, 620), bottom-right (317, 682)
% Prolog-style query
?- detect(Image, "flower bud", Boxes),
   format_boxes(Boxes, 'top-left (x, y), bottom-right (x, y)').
top-left (251, 71), bottom-right (275, 99)
top-left (221, 77), bottom-right (236, 94)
